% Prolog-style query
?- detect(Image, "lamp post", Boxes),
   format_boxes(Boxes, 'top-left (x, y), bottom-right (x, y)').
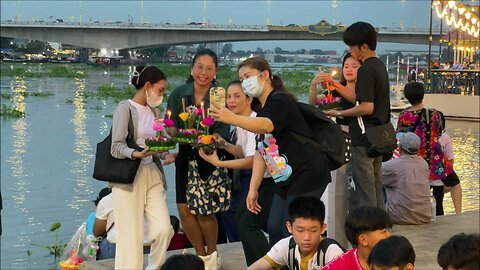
top-left (427, 0), bottom-right (434, 93)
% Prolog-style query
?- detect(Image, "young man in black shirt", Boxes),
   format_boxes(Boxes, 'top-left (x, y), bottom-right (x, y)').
top-left (325, 21), bottom-right (390, 211)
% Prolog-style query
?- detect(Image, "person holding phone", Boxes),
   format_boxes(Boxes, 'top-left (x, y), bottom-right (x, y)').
top-left (166, 49), bottom-right (230, 269)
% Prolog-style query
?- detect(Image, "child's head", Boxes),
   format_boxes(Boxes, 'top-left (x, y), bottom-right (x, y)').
top-left (403, 82), bottom-right (425, 106)
top-left (286, 196), bottom-right (326, 255)
top-left (437, 233), bottom-right (479, 270)
top-left (368, 235), bottom-right (416, 270)
top-left (159, 254), bottom-right (204, 270)
top-left (169, 215), bottom-right (180, 233)
top-left (93, 187), bottom-right (111, 206)
top-left (345, 206), bottom-right (393, 249)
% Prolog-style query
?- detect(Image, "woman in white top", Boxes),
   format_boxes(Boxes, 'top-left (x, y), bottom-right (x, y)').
top-left (110, 66), bottom-right (175, 269)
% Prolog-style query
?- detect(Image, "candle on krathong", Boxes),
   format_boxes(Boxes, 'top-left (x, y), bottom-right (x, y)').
top-left (167, 110), bottom-right (171, 120)
top-left (181, 97), bottom-right (185, 112)
top-left (200, 102), bottom-right (205, 119)
top-left (331, 69), bottom-right (338, 78)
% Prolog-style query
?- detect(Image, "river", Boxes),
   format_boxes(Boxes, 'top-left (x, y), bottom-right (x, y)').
top-left (1, 63), bottom-right (478, 269)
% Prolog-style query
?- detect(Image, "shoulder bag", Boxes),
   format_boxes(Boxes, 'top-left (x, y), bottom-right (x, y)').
top-left (93, 108), bottom-right (143, 184)
top-left (357, 113), bottom-right (397, 158)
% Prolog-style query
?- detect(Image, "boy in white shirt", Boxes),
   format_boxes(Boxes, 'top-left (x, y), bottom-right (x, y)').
top-left (247, 196), bottom-right (345, 270)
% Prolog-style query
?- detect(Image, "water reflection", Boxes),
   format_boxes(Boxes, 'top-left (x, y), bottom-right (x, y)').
top-left (8, 76), bottom-right (32, 267)
top-left (66, 78), bottom-right (93, 216)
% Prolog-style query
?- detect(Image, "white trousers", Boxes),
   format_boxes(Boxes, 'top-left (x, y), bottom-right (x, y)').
top-left (112, 162), bottom-right (173, 270)
top-left (326, 164), bottom-right (349, 248)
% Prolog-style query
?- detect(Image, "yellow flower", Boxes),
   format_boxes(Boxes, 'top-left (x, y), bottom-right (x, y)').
top-left (201, 135), bottom-right (214, 145)
top-left (179, 112), bottom-right (189, 122)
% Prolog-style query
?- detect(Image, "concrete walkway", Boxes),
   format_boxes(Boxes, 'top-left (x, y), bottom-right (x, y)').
top-left (79, 210), bottom-right (479, 270)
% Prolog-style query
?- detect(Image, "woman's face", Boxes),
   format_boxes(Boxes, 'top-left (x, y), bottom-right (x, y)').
top-left (149, 79), bottom-right (167, 97)
top-left (343, 57), bottom-right (361, 82)
top-left (227, 83), bottom-right (251, 115)
top-left (191, 55), bottom-right (217, 87)
top-left (238, 65), bottom-right (263, 83)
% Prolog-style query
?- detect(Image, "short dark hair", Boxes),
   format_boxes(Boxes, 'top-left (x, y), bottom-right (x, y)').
top-left (131, 66), bottom-right (167, 90)
top-left (438, 233), bottom-right (479, 270)
top-left (287, 196), bottom-right (325, 224)
top-left (94, 187), bottom-right (111, 206)
top-left (159, 254), bottom-right (205, 270)
top-left (345, 206), bottom-right (393, 246)
top-left (368, 235), bottom-right (415, 269)
top-left (343, 21), bottom-right (377, 51)
top-left (403, 82), bottom-right (425, 105)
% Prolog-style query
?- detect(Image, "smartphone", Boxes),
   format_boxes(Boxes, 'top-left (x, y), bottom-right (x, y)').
top-left (209, 87), bottom-right (226, 109)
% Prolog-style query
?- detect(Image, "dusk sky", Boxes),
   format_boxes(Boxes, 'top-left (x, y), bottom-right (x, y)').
top-left (0, 0), bottom-right (452, 53)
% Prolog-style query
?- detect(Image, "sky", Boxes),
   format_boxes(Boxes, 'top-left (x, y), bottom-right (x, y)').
top-left (0, 0), bottom-right (453, 53)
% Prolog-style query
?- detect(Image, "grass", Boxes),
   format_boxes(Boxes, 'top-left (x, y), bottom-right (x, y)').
top-left (2, 65), bottom-right (87, 78)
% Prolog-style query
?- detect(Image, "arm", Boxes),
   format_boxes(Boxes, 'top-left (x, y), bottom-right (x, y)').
top-left (325, 101), bottom-right (374, 118)
top-left (331, 81), bottom-right (356, 103)
top-left (199, 149), bottom-right (254, 169)
top-left (246, 152), bottom-right (267, 214)
top-left (308, 68), bottom-right (330, 105)
top-left (92, 218), bottom-right (107, 237)
top-left (111, 103), bottom-right (136, 159)
top-left (247, 257), bottom-right (277, 270)
top-left (381, 160), bottom-right (397, 188)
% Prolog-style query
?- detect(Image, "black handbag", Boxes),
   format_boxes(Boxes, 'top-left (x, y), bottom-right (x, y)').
top-left (93, 108), bottom-right (143, 184)
top-left (357, 115), bottom-right (397, 158)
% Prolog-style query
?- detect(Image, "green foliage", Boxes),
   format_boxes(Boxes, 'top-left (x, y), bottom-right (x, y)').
top-left (86, 84), bottom-right (137, 102)
top-left (28, 222), bottom-right (67, 262)
top-left (277, 69), bottom-right (315, 94)
top-left (0, 105), bottom-right (25, 118)
top-left (2, 65), bottom-right (86, 78)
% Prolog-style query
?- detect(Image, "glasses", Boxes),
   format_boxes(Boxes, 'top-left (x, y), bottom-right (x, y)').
top-left (132, 66), bottom-right (148, 85)
top-left (193, 64), bottom-right (216, 74)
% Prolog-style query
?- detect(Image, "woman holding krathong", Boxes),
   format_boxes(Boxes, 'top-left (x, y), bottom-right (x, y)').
top-left (209, 57), bottom-right (331, 249)
top-left (110, 66), bottom-right (175, 269)
top-left (166, 49), bottom-right (230, 269)
top-left (309, 52), bottom-right (361, 248)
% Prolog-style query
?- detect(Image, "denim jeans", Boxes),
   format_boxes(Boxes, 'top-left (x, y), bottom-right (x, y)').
top-left (349, 145), bottom-right (384, 211)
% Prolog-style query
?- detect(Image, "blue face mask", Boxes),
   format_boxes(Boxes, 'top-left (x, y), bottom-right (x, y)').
top-left (241, 73), bottom-right (265, 98)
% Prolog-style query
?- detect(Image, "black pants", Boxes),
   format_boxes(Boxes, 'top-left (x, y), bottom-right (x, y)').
top-left (235, 178), bottom-right (275, 266)
top-left (431, 186), bottom-right (445, 216)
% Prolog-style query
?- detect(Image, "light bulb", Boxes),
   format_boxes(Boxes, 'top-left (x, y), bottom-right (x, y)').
top-left (465, 12), bottom-right (471, 19)
top-left (458, 7), bottom-right (466, 14)
top-left (448, 0), bottom-right (455, 9)
top-left (471, 17), bottom-right (477, 25)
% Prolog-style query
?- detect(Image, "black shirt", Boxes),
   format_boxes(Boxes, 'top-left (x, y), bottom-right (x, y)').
top-left (256, 90), bottom-right (331, 197)
top-left (349, 57), bottom-right (390, 146)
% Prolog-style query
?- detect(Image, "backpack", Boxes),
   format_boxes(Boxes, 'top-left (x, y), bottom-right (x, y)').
top-left (287, 237), bottom-right (347, 269)
top-left (291, 102), bottom-right (350, 171)
top-left (270, 91), bottom-right (349, 171)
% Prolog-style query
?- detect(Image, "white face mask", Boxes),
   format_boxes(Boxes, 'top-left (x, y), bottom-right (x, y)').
top-left (241, 73), bottom-right (264, 98)
top-left (146, 88), bottom-right (163, 108)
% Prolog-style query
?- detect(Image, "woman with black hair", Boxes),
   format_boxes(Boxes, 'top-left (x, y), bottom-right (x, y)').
top-left (166, 49), bottom-right (230, 269)
top-left (110, 66), bottom-right (175, 269)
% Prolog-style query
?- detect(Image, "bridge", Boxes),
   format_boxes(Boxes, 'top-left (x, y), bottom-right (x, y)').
top-left (0, 20), bottom-right (442, 50)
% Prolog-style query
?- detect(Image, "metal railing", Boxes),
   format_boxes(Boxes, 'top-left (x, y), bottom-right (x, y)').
top-left (429, 69), bottom-right (480, 96)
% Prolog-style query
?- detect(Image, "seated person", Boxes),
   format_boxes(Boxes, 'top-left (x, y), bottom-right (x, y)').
top-left (86, 187), bottom-right (111, 236)
top-left (167, 215), bottom-right (190, 251)
top-left (368, 235), bottom-right (416, 270)
top-left (323, 206), bottom-right (393, 270)
top-left (160, 254), bottom-right (205, 270)
top-left (247, 196), bottom-right (345, 270)
top-left (382, 132), bottom-right (431, 224)
top-left (437, 233), bottom-right (479, 270)
top-left (93, 192), bottom-right (152, 260)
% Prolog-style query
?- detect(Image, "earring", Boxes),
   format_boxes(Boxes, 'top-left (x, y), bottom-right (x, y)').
top-left (191, 70), bottom-right (194, 76)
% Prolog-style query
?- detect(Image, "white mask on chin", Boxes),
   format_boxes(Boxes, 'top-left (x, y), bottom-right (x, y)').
top-left (241, 73), bottom-right (265, 98)
top-left (146, 88), bottom-right (163, 108)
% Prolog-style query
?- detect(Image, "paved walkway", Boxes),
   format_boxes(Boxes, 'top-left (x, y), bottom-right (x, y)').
top-left (79, 210), bottom-right (479, 270)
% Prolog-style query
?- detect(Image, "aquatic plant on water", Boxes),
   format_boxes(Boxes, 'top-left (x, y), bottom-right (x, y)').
top-left (27, 222), bottom-right (67, 263)
top-left (0, 104), bottom-right (25, 118)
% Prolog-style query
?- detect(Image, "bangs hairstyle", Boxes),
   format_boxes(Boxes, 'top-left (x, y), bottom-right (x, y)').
top-left (368, 236), bottom-right (416, 269)
top-left (343, 21), bottom-right (377, 51)
top-left (403, 82), bottom-right (425, 106)
top-left (287, 196), bottom-right (325, 225)
top-left (237, 57), bottom-right (296, 101)
top-left (131, 66), bottom-right (167, 90)
top-left (227, 79), bottom-right (261, 112)
top-left (339, 52), bottom-right (361, 86)
top-left (345, 206), bottom-right (393, 246)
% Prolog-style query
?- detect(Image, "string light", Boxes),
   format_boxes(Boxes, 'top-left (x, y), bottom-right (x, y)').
top-left (433, 0), bottom-right (479, 38)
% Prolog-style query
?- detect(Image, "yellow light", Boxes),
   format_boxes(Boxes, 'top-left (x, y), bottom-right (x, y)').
top-left (458, 7), bottom-right (466, 14)
top-left (465, 12), bottom-right (471, 19)
top-left (472, 18), bottom-right (478, 25)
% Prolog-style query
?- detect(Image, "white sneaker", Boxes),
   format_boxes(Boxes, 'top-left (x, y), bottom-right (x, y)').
top-left (216, 252), bottom-right (222, 270)
top-left (199, 252), bottom-right (217, 270)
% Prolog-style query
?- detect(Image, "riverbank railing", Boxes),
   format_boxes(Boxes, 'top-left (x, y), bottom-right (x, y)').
top-left (429, 69), bottom-right (479, 96)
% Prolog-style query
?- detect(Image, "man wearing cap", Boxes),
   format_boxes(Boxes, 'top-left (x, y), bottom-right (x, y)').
top-left (381, 132), bottom-right (432, 224)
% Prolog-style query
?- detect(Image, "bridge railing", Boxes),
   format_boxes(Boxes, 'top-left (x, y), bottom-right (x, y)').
top-left (429, 69), bottom-right (480, 96)
top-left (0, 20), bottom-right (269, 31)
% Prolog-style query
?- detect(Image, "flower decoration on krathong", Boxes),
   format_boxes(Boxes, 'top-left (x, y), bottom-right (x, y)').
top-left (145, 119), bottom-right (177, 151)
top-left (174, 104), bottom-right (214, 144)
top-left (317, 96), bottom-right (343, 111)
